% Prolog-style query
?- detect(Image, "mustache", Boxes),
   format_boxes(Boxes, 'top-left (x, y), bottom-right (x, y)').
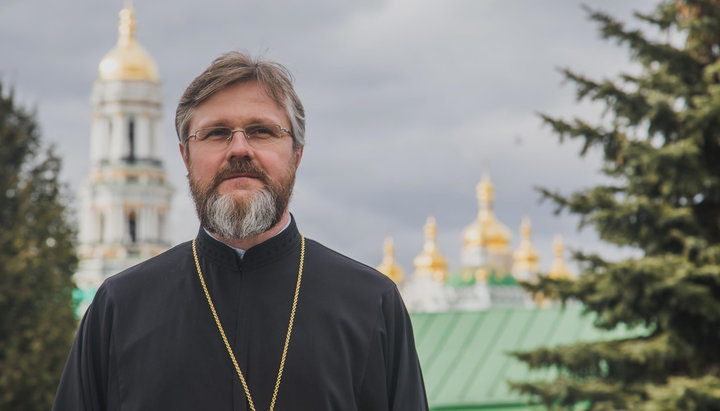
top-left (210, 159), bottom-right (270, 189)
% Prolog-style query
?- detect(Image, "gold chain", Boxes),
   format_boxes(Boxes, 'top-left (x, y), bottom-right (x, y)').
top-left (192, 234), bottom-right (305, 411)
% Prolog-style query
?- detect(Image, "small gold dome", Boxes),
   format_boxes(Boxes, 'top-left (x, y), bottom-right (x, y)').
top-left (462, 174), bottom-right (511, 252)
top-left (548, 235), bottom-right (573, 279)
top-left (376, 237), bottom-right (405, 284)
top-left (413, 217), bottom-right (448, 282)
top-left (98, 6), bottom-right (158, 81)
top-left (512, 216), bottom-right (540, 274)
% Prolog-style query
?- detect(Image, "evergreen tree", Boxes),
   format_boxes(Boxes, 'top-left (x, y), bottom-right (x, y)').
top-left (0, 82), bottom-right (78, 409)
top-left (510, 1), bottom-right (720, 409)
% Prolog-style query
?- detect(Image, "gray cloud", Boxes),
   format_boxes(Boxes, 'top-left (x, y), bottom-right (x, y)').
top-left (0, 0), bottom-right (658, 273)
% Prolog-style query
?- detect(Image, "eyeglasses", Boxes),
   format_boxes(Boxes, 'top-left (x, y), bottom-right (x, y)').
top-left (186, 123), bottom-right (292, 149)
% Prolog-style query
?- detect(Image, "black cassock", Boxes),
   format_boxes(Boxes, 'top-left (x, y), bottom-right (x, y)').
top-left (54, 218), bottom-right (428, 411)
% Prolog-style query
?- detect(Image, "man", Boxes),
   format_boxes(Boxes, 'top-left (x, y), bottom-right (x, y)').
top-left (54, 52), bottom-right (428, 411)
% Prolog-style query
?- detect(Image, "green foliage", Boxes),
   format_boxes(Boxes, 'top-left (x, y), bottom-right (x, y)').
top-left (510, 1), bottom-right (720, 409)
top-left (0, 82), bottom-right (78, 410)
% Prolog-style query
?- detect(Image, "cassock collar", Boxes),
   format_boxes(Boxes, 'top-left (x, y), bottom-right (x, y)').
top-left (195, 215), bottom-right (301, 271)
top-left (203, 218), bottom-right (291, 260)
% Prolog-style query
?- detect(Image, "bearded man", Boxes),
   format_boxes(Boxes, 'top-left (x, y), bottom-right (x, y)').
top-left (53, 52), bottom-right (428, 411)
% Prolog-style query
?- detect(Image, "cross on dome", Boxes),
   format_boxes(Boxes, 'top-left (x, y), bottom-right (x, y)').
top-left (98, 4), bottom-right (158, 81)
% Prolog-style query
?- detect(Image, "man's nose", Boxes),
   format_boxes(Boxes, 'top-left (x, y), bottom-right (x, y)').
top-left (226, 129), bottom-right (252, 157)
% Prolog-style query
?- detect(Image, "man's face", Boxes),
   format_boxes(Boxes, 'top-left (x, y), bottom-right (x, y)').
top-left (180, 81), bottom-right (303, 239)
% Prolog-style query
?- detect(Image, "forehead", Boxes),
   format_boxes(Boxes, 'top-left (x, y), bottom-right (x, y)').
top-left (189, 81), bottom-right (289, 130)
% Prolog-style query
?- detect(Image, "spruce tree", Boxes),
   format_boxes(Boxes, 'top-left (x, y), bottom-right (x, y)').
top-left (0, 82), bottom-right (78, 409)
top-left (510, 1), bottom-right (720, 409)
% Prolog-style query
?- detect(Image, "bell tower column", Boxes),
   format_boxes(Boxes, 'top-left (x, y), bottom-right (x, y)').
top-left (74, 5), bottom-right (174, 315)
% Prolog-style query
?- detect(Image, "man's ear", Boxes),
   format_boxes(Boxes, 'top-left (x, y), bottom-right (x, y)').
top-left (294, 146), bottom-right (304, 168)
top-left (179, 143), bottom-right (190, 170)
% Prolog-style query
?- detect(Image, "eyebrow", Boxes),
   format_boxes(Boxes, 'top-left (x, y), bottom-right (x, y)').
top-left (196, 121), bottom-right (231, 129)
top-left (195, 116), bottom-right (281, 130)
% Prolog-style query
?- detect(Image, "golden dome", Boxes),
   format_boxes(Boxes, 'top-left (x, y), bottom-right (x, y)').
top-left (98, 6), bottom-right (158, 82)
top-left (376, 237), bottom-right (405, 284)
top-left (462, 174), bottom-right (511, 252)
top-left (413, 217), bottom-right (448, 282)
top-left (548, 235), bottom-right (573, 279)
top-left (512, 216), bottom-right (540, 273)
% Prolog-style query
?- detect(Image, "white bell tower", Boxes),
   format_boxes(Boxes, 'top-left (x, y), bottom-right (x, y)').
top-left (74, 5), bottom-right (173, 309)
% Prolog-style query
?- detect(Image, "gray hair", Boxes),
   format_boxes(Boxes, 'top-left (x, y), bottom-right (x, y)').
top-left (204, 188), bottom-right (278, 239)
top-left (175, 51), bottom-right (305, 151)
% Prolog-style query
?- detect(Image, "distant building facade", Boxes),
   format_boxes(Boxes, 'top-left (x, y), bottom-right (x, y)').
top-left (377, 174), bottom-right (573, 312)
top-left (73, 6), bottom-right (173, 313)
top-left (66, 7), bottom-right (596, 411)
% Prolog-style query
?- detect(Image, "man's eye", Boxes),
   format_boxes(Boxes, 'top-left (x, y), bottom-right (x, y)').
top-left (246, 125), bottom-right (278, 139)
top-left (201, 128), bottom-right (230, 140)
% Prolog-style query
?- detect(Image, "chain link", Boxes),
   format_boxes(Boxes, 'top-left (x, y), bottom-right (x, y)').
top-left (192, 234), bottom-right (305, 411)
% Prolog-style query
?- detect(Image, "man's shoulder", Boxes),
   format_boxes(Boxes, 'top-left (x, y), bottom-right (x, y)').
top-left (102, 240), bottom-right (193, 293)
top-left (304, 237), bottom-right (396, 292)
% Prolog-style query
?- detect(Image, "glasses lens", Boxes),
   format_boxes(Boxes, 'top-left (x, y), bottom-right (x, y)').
top-left (245, 123), bottom-right (284, 146)
top-left (190, 124), bottom-right (288, 149)
top-left (196, 127), bottom-right (232, 143)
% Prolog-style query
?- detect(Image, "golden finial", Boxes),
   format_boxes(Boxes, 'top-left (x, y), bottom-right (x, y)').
top-left (476, 173), bottom-right (494, 209)
top-left (98, 4), bottom-right (159, 81)
top-left (463, 174), bottom-right (511, 252)
top-left (413, 216), bottom-right (448, 282)
top-left (548, 235), bottom-right (573, 279)
top-left (512, 216), bottom-right (540, 277)
top-left (553, 235), bottom-right (563, 256)
top-left (384, 236), bottom-right (395, 255)
top-left (521, 216), bottom-right (532, 240)
top-left (376, 237), bottom-right (405, 284)
top-left (118, 3), bottom-right (137, 46)
top-left (424, 216), bottom-right (437, 239)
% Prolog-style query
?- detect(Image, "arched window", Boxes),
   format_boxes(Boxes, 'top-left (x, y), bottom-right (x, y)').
top-left (98, 212), bottom-right (105, 243)
top-left (105, 117), bottom-right (113, 162)
top-left (157, 211), bottom-right (165, 242)
top-left (128, 211), bottom-right (137, 243)
top-left (128, 117), bottom-right (136, 162)
top-left (148, 117), bottom-right (155, 158)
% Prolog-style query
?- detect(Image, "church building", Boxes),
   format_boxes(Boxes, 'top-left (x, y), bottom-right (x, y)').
top-left (380, 173), bottom-right (574, 313)
top-left (67, 7), bottom-right (628, 410)
top-left (371, 176), bottom-right (634, 411)
top-left (73, 6), bottom-right (174, 313)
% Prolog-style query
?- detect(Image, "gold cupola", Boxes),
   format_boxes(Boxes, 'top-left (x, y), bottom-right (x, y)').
top-left (376, 237), bottom-right (405, 284)
top-left (413, 217), bottom-right (448, 282)
top-left (463, 174), bottom-right (511, 253)
top-left (512, 216), bottom-right (540, 276)
top-left (98, 5), bottom-right (159, 82)
top-left (548, 235), bottom-right (573, 279)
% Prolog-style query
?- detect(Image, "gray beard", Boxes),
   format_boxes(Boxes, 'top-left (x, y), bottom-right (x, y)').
top-left (204, 188), bottom-right (279, 240)
top-left (187, 157), bottom-right (295, 241)
top-left (187, 154), bottom-right (296, 241)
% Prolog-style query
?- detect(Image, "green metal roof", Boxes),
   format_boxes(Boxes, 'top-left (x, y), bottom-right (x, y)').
top-left (446, 267), bottom-right (519, 288)
top-left (446, 269), bottom-right (477, 287)
top-left (487, 272), bottom-right (517, 286)
top-left (410, 306), bottom-right (636, 410)
top-left (72, 287), bottom-right (97, 317)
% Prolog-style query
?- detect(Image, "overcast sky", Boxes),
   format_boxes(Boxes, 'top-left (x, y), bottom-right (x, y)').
top-left (1, 0), bottom-right (659, 274)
